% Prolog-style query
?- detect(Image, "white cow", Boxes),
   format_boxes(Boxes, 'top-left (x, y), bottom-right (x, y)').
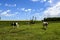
top-left (43, 21), bottom-right (48, 30)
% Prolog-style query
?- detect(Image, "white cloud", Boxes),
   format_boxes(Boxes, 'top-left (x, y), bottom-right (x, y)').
top-left (21, 8), bottom-right (25, 11)
top-left (43, 2), bottom-right (60, 18)
top-left (31, 0), bottom-right (46, 2)
top-left (20, 8), bottom-right (32, 12)
top-left (1, 10), bottom-right (10, 15)
top-left (25, 9), bottom-right (32, 12)
top-left (0, 10), bottom-right (2, 12)
top-left (1, 10), bottom-right (17, 16)
top-left (0, 3), bottom-right (2, 6)
top-left (31, 0), bottom-right (40, 2)
top-left (28, 9), bottom-right (32, 11)
top-left (41, 0), bottom-right (46, 2)
top-left (48, 0), bottom-right (60, 6)
top-left (44, 0), bottom-right (46, 1)
top-left (5, 3), bottom-right (16, 7)
top-left (48, 0), bottom-right (52, 3)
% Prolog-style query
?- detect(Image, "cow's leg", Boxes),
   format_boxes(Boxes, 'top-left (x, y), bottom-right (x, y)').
top-left (17, 24), bottom-right (19, 28)
top-left (13, 24), bottom-right (15, 29)
top-left (45, 24), bottom-right (48, 30)
top-left (43, 25), bottom-right (44, 29)
top-left (43, 24), bottom-right (46, 30)
top-left (43, 24), bottom-right (47, 30)
top-left (46, 24), bottom-right (48, 28)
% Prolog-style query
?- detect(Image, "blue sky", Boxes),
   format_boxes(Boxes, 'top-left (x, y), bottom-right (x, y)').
top-left (0, 0), bottom-right (60, 20)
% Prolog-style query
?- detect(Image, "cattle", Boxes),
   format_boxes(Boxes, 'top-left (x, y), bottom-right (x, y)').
top-left (11, 22), bottom-right (19, 28)
top-left (16, 22), bottom-right (19, 28)
top-left (43, 21), bottom-right (48, 30)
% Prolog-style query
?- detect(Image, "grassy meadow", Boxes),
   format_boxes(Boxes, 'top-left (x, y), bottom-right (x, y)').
top-left (0, 21), bottom-right (60, 40)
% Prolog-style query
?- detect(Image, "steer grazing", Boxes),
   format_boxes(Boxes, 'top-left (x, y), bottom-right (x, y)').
top-left (11, 22), bottom-right (19, 28)
top-left (43, 21), bottom-right (48, 30)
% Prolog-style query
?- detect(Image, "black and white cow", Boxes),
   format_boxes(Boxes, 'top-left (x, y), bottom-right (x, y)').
top-left (43, 21), bottom-right (48, 30)
top-left (11, 22), bottom-right (19, 28)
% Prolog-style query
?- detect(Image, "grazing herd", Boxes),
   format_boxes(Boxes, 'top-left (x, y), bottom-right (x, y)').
top-left (11, 21), bottom-right (48, 30)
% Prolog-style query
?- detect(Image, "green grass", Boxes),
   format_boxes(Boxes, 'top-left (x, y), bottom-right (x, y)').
top-left (0, 21), bottom-right (60, 40)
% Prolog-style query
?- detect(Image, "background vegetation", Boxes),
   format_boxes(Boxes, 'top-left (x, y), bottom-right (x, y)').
top-left (0, 21), bottom-right (60, 40)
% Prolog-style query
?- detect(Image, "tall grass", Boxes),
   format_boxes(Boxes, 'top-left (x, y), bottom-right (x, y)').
top-left (0, 21), bottom-right (60, 40)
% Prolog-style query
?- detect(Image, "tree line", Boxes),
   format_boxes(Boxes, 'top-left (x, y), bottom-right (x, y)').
top-left (43, 17), bottom-right (60, 21)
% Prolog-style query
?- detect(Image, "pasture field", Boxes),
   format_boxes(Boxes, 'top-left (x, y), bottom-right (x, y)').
top-left (0, 21), bottom-right (60, 40)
